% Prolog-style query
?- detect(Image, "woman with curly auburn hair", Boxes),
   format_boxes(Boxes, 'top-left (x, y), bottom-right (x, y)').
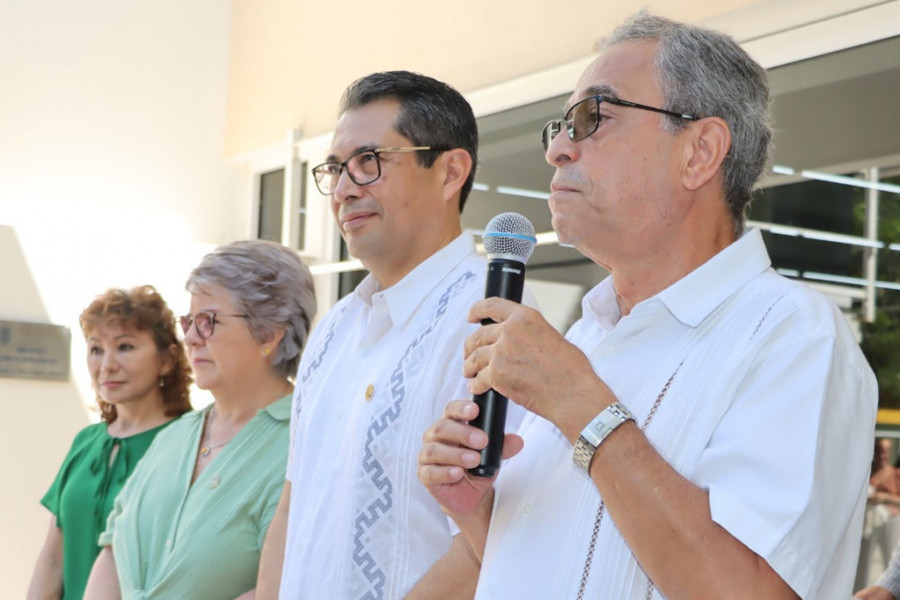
top-left (27, 285), bottom-right (191, 600)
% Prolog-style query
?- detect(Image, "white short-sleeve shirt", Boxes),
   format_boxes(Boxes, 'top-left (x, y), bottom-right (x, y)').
top-left (281, 232), bottom-right (525, 599)
top-left (476, 228), bottom-right (877, 600)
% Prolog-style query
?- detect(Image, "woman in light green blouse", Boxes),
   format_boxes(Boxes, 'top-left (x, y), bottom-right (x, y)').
top-left (83, 240), bottom-right (316, 600)
top-left (27, 286), bottom-right (193, 600)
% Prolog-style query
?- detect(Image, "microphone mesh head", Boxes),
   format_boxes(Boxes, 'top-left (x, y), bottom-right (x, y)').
top-left (482, 212), bottom-right (537, 263)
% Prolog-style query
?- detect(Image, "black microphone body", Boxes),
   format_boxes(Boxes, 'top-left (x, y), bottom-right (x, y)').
top-left (468, 257), bottom-right (526, 478)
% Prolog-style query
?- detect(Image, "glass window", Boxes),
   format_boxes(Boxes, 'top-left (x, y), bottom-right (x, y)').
top-left (258, 168), bottom-right (284, 242)
top-left (296, 162), bottom-right (308, 251)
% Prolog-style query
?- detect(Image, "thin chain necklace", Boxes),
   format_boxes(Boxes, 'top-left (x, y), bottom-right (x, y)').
top-left (198, 384), bottom-right (292, 458)
top-left (575, 360), bottom-right (684, 600)
top-left (199, 407), bottom-right (234, 457)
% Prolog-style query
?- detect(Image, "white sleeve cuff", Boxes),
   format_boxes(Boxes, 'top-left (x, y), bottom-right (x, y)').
top-left (708, 482), bottom-right (811, 597)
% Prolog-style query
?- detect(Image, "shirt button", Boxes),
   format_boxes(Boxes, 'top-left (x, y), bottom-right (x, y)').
top-left (165, 538), bottom-right (172, 548)
top-left (210, 475), bottom-right (221, 489)
top-left (524, 502), bottom-right (534, 515)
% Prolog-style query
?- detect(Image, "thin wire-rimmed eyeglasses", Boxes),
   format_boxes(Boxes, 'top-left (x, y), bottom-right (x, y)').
top-left (541, 94), bottom-right (700, 152)
top-left (311, 146), bottom-right (445, 195)
top-left (179, 311), bottom-right (249, 340)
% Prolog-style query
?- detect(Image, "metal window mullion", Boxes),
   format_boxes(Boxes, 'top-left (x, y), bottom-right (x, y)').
top-left (864, 166), bottom-right (880, 323)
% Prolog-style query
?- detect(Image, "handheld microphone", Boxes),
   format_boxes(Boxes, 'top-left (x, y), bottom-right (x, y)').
top-left (469, 212), bottom-right (537, 478)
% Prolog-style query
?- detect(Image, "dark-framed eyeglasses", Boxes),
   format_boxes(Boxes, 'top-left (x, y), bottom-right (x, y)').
top-left (541, 94), bottom-right (700, 151)
top-left (179, 311), bottom-right (249, 340)
top-left (311, 146), bottom-right (444, 195)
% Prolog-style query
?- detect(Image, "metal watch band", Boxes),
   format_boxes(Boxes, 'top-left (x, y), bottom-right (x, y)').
top-left (573, 401), bottom-right (635, 473)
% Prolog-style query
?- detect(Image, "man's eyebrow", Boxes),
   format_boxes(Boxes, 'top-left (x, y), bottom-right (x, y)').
top-left (563, 84), bottom-right (620, 112)
top-left (324, 144), bottom-right (379, 163)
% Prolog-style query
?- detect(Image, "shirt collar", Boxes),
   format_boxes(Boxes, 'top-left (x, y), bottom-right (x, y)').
top-left (582, 278), bottom-right (620, 333)
top-left (260, 394), bottom-right (292, 421)
top-left (354, 231), bottom-right (477, 327)
top-left (657, 227), bottom-right (771, 327)
top-left (583, 228), bottom-right (771, 330)
top-left (189, 393), bottom-right (292, 425)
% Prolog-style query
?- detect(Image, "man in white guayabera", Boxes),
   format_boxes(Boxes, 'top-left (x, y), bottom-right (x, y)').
top-left (255, 71), bottom-right (527, 600)
top-left (417, 12), bottom-right (878, 600)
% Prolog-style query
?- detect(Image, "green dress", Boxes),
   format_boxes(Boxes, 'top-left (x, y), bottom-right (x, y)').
top-left (41, 420), bottom-right (175, 600)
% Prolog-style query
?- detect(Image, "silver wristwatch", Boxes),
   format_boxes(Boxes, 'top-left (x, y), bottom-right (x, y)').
top-left (572, 401), bottom-right (635, 473)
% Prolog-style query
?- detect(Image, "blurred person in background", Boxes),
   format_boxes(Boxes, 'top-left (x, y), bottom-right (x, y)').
top-left (856, 543), bottom-right (900, 599)
top-left (27, 285), bottom-right (192, 600)
top-left (83, 240), bottom-right (315, 600)
top-left (857, 438), bottom-right (900, 592)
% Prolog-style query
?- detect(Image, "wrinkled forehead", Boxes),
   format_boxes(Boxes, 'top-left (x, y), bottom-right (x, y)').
top-left (564, 83), bottom-right (619, 114)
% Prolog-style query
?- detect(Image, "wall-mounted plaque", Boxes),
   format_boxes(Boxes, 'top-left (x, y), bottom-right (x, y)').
top-left (0, 320), bottom-right (71, 381)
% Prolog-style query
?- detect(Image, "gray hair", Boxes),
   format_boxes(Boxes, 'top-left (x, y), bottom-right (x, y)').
top-left (603, 12), bottom-right (773, 233)
top-left (186, 240), bottom-right (316, 379)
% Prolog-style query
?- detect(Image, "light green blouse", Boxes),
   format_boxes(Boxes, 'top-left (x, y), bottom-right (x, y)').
top-left (99, 396), bottom-right (290, 600)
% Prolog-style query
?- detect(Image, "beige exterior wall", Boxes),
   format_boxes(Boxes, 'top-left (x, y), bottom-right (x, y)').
top-left (0, 2), bottom-right (232, 596)
top-left (0, 226), bottom-right (88, 597)
top-left (224, 0), bottom-right (893, 156)
top-left (225, 0), bottom-right (757, 155)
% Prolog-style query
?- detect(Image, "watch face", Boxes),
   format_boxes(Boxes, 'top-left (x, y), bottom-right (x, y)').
top-left (581, 422), bottom-right (604, 446)
top-left (573, 403), bottom-right (635, 473)
top-left (593, 421), bottom-right (613, 436)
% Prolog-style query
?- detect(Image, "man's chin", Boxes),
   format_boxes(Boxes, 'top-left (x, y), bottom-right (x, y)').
top-left (551, 224), bottom-right (576, 247)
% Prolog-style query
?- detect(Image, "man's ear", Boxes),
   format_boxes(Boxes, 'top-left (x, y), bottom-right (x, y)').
top-left (438, 148), bottom-right (473, 205)
top-left (682, 117), bottom-right (731, 192)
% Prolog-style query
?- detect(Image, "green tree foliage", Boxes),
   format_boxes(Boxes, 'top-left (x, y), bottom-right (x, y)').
top-left (859, 175), bottom-right (900, 408)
